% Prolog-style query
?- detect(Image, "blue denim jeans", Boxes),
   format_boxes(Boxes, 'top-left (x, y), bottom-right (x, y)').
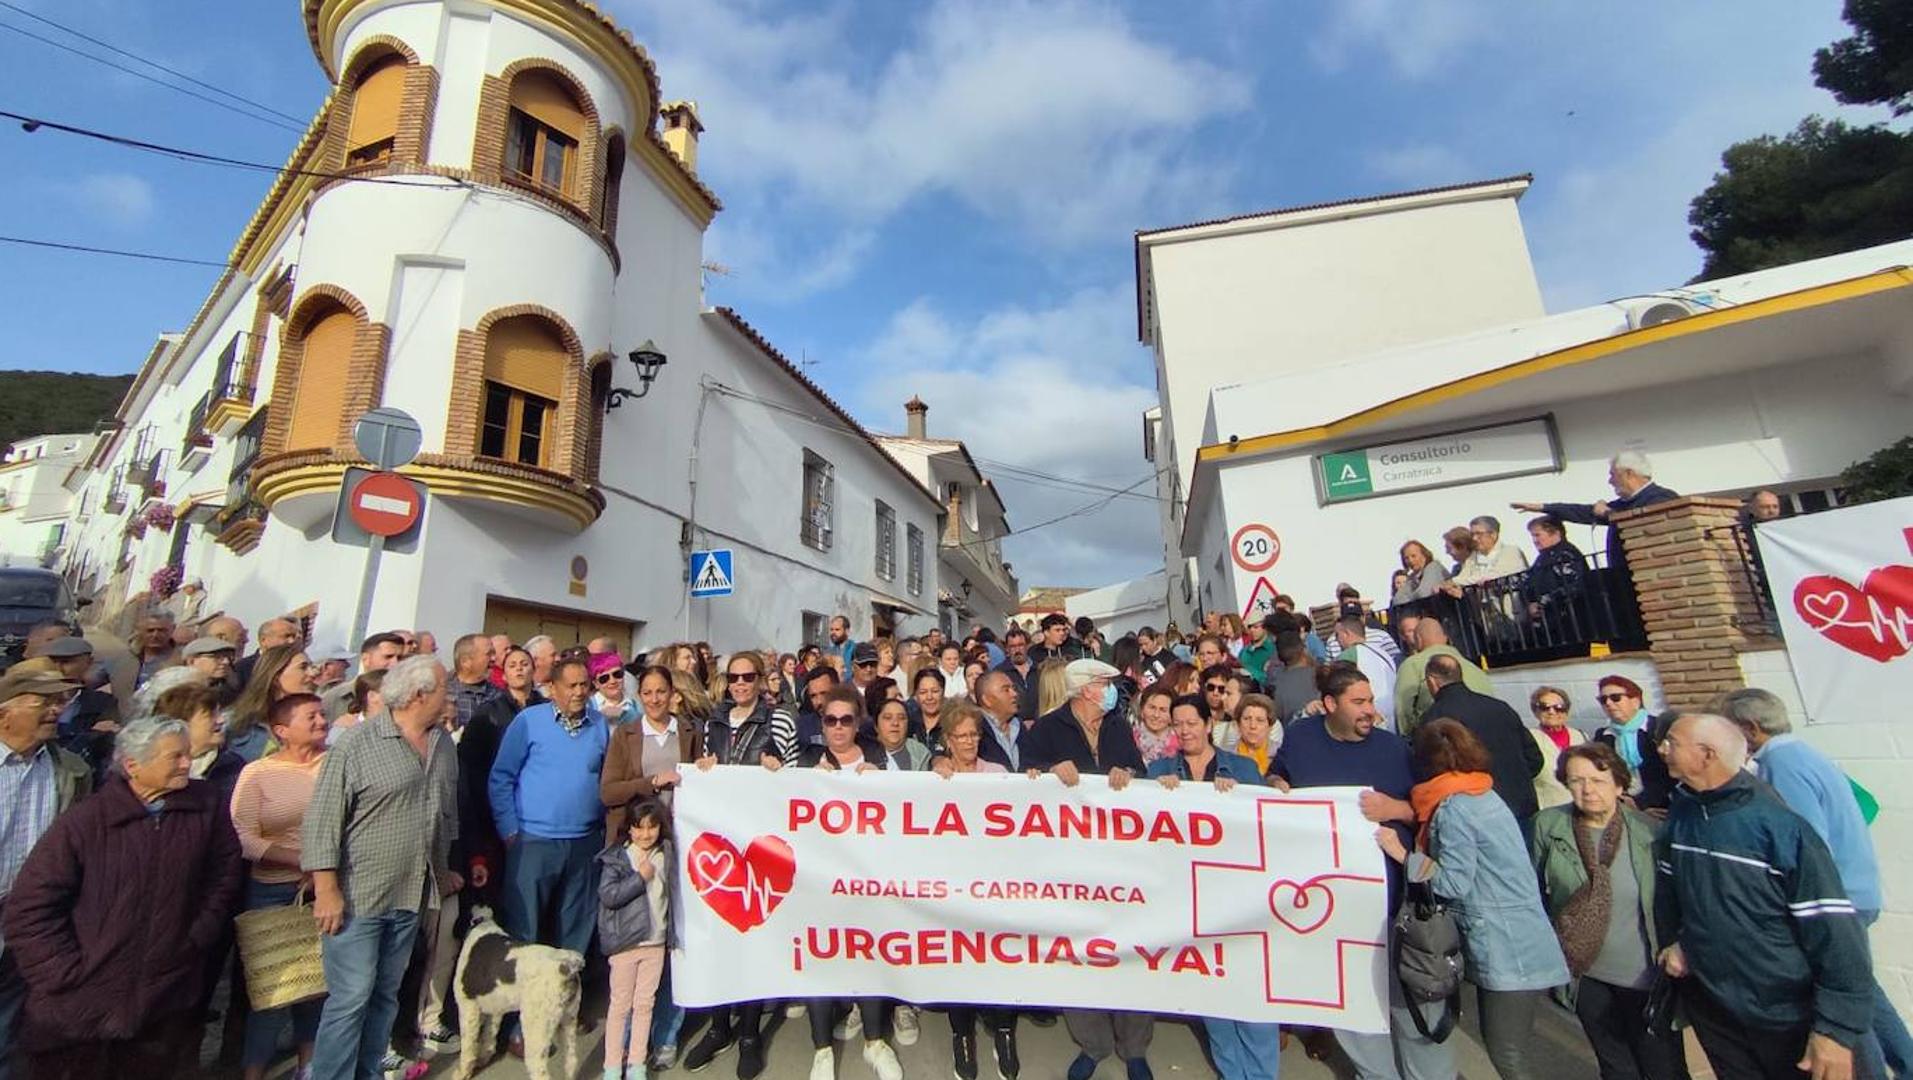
top-left (1859, 910), bottom-right (1913, 1080)
top-left (652, 952), bottom-right (687, 1050)
top-left (240, 880), bottom-right (326, 1069)
top-left (500, 835), bottom-right (598, 954)
top-left (1203, 1019), bottom-right (1282, 1080)
top-left (310, 909), bottom-right (419, 1080)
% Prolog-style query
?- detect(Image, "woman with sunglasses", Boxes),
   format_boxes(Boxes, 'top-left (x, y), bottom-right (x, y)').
top-left (590, 652), bottom-right (638, 725)
top-left (1528, 686), bottom-right (1586, 811)
top-left (795, 689), bottom-right (904, 1080)
top-left (681, 653), bottom-right (789, 1080)
top-left (1590, 675), bottom-right (1675, 813)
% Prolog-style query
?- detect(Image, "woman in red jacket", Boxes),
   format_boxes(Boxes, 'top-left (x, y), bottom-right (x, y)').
top-left (2, 715), bottom-right (244, 1078)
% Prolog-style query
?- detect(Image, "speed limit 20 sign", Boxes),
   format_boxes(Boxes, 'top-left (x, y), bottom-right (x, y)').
top-left (1230, 523), bottom-right (1281, 573)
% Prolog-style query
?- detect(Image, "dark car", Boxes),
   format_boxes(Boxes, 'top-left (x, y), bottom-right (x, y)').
top-left (0, 567), bottom-right (82, 670)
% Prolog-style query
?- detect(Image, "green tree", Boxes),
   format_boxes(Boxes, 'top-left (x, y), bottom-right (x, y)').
top-left (1840, 436), bottom-right (1913, 504)
top-left (1813, 0), bottom-right (1913, 116)
top-left (0, 371), bottom-right (134, 453)
top-left (1687, 117), bottom-right (1913, 278)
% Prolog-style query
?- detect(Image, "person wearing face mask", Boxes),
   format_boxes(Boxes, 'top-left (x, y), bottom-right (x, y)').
top-left (1016, 659), bottom-right (1148, 1080)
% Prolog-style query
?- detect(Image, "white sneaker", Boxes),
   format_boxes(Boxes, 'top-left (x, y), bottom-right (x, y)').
top-left (833, 1008), bottom-right (863, 1042)
top-left (893, 1005), bottom-right (920, 1047)
top-left (863, 1040), bottom-right (904, 1080)
top-left (811, 1047), bottom-right (836, 1080)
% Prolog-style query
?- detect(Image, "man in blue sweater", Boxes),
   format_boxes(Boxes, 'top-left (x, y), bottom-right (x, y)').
top-left (488, 655), bottom-right (609, 957)
top-left (1723, 689), bottom-right (1908, 1080)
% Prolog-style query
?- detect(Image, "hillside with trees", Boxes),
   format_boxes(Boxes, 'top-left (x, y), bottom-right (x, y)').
top-left (0, 370), bottom-right (134, 452)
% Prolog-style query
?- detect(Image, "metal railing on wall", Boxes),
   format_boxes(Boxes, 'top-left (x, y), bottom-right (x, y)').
top-left (1391, 551), bottom-right (1649, 668)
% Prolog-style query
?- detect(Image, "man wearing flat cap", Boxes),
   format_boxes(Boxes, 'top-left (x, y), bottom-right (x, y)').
top-left (22, 638), bottom-right (119, 784)
top-left (0, 664), bottom-right (94, 1078)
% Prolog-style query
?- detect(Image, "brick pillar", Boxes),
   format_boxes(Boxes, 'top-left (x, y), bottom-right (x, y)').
top-left (1612, 496), bottom-right (1779, 709)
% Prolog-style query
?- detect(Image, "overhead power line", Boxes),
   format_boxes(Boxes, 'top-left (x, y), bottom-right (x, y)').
top-left (0, 17), bottom-right (306, 133)
top-left (1, 109), bottom-right (467, 189)
top-left (0, 0), bottom-right (307, 125)
top-left (0, 234), bottom-right (228, 268)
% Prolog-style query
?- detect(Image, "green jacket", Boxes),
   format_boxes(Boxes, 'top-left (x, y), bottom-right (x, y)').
top-left (1393, 644), bottom-right (1493, 733)
top-left (1529, 803), bottom-right (1662, 1003)
top-left (52, 745), bottom-right (93, 814)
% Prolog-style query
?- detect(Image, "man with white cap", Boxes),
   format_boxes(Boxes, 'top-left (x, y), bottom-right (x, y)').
top-left (182, 636), bottom-right (238, 686)
top-left (0, 664), bottom-right (94, 1080)
top-left (1016, 658), bottom-right (1152, 1080)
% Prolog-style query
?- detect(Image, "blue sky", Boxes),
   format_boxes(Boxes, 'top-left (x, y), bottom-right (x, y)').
top-left (0, 0), bottom-right (1877, 588)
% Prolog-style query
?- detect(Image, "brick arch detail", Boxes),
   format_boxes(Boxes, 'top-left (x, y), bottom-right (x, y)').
top-left (471, 57), bottom-right (605, 220)
top-left (447, 304), bottom-right (596, 480)
top-left (321, 36), bottom-right (435, 171)
top-left (264, 284), bottom-right (390, 456)
top-left (583, 351), bottom-right (614, 482)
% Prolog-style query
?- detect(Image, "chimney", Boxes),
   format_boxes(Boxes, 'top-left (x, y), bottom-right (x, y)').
top-left (905, 395), bottom-right (928, 440)
top-left (660, 100), bottom-right (704, 172)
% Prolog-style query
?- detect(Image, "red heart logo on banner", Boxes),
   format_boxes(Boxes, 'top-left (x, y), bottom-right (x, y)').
top-left (1267, 877), bottom-right (1335, 935)
top-left (687, 832), bottom-right (796, 933)
top-left (1793, 566), bottom-right (1913, 664)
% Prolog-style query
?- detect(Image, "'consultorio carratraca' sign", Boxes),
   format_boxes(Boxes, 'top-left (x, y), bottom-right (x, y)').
top-left (1314, 415), bottom-right (1562, 505)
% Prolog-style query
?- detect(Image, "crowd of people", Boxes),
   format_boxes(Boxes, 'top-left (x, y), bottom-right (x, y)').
top-left (0, 507), bottom-right (1901, 1080)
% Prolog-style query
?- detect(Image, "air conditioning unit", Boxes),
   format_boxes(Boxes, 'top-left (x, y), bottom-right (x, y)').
top-left (1621, 296), bottom-right (1700, 331)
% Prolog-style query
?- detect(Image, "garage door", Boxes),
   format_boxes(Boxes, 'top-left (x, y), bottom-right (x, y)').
top-left (484, 596), bottom-right (637, 655)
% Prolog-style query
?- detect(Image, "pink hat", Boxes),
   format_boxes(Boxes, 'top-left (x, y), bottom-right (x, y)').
top-left (587, 652), bottom-right (625, 679)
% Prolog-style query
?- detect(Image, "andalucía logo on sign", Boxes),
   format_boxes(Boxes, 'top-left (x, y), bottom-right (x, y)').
top-left (688, 831), bottom-right (796, 932)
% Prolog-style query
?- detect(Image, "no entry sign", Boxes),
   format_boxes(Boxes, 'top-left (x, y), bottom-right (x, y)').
top-left (348, 470), bottom-right (422, 537)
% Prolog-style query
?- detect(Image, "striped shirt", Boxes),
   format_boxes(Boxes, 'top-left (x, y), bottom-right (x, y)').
top-left (231, 755), bottom-right (325, 885)
top-left (301, 714), bottom-right (456, 917)
top-left (0, 743), bottom-right (56, 951)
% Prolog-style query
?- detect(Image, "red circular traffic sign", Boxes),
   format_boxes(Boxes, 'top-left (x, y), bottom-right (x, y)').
top-left (348, 471), bottom-right (421, 537)
top-left (1230, 523), bottom-right (1281, 573)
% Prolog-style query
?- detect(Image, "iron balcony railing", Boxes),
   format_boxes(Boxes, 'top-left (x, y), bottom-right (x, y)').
top-left (182, 390), bottom-right (216, 455)
top-left (225, 408), bottom-right (267, 509)
top-left (1391, 550), bottom-right (1649, 668)
top-left (1714, 521), bottom-right (1781, 635)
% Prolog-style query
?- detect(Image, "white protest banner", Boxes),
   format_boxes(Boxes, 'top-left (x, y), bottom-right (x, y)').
top-left (1756, 495), bottom-right (1913, 722)
top-left (671, 767), bottom-right (1390, 1031)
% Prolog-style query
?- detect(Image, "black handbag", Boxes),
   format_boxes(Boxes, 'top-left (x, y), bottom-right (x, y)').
top-left (1642, 970), bottom-right (1680, 1036)
top-left (1392, 881), bottom-right (1463, 1043)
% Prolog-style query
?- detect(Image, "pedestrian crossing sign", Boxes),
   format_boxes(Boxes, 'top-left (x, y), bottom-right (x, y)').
top-left (690, 548), bottom-right (735, 598)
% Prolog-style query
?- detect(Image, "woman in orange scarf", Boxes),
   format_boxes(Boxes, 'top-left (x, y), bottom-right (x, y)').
top-left (1376, 719), bottom-right (1568, 1080)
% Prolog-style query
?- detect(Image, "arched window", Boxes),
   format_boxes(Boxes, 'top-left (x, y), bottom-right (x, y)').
top-left (480, 315), bottom-right (568, 467)
top-left (599, 132), bottom-right (625, 237)
top-left (286, 305), bottom-right (357, 450)
top-left (346, 55), bottom-right (407, 166)
top-left (506, 71), bottom-right (584, 196)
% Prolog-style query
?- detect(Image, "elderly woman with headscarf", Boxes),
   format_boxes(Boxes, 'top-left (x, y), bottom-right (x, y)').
top-left (3, 716), bottom-right (243, 1075)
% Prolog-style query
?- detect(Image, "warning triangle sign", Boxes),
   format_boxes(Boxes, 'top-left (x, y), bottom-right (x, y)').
top-left (1241, 576), bottom-right (1280, 622)
top-left (694, 554), bottom-right (732, 592)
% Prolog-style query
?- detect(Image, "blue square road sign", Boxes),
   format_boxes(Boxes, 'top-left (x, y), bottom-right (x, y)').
top-left (690, 549), bottom-right (734, 598)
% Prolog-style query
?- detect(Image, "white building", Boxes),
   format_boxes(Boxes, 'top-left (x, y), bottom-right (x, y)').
top-left (1065, 572), bottom-right (1168, 640)
top-left (0, 433), bottom-right (96, 568)
top-left (1135, 176), bottom-right (1546, 623)
top-left (59, 0), bottom-right (963, 655)
top-left (874, 397), bottom-right (1019, 638)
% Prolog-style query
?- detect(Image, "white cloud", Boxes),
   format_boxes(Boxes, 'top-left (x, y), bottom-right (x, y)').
top-left (1309, 0), bottom-right (1491, 80)
top-left (609, 0), bottom-right (1250, 293)
top-left (1365, 143), bottom-right (1472, 187)
top-left (847, 286), bottom-right (1165, 588)
top-left (71, 173), bottom-right (155, 227)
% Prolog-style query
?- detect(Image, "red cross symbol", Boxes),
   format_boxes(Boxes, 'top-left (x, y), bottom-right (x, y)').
top-left (1190, 797), bottom-right (1387, 1009)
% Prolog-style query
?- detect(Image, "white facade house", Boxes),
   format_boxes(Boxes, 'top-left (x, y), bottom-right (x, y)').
top-left (1182, 240), bottom-right (1913, 619)
top-left (1135, 176), bottom-right (1547, 624)
top-left (0, 433), bottom-right (96, 568)
top-left (1065, 572), bottom-right (1169, 640)
top-left (874, 397), bottom-right (1019, 638)
top-left (57, 0), bottom-right (955, 655)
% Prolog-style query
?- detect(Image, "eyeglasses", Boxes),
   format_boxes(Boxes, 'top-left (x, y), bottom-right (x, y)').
top-left (1536, 703), bottom-right (1568, 714)
top-left (821, 715), bottom-right (856, 727)
top-left (854, 660), bottom-right (877, 668)
top-left (1598, 693), bottom-right (1631, 704)
top-left (728, 672), bottom-right (760, 684)
top-left (595, 672), bottom-right (621, 685)
top-left (1204, 683), bottom-right (1228, 694)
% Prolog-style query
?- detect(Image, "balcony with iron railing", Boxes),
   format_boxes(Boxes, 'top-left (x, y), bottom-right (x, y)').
top-left (1390, 551), bottom-right (1650, 669)
top-left (179, 389), bottom-right (217, 468)
top-left (203, 333), bottom-right (262, 435)
top-left (213, 408), bottom-right (269, 553)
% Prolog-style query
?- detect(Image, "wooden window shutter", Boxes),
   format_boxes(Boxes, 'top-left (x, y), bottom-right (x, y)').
top-left (286, 309), bottom-right (357, 450)
top-left (347, 56), bottom-right (407, 152)
top-left (510, 72), bottom-right (584, 140)
top-left (483, 316), bottom-right (567, 400)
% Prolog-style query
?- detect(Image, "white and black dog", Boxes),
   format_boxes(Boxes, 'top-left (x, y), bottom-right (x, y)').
top-left (453, 906), bottom-right (586, 1080)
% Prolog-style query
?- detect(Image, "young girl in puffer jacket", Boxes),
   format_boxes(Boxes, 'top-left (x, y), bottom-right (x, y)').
top-left (598, 797), bottom-right (677, 1080)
